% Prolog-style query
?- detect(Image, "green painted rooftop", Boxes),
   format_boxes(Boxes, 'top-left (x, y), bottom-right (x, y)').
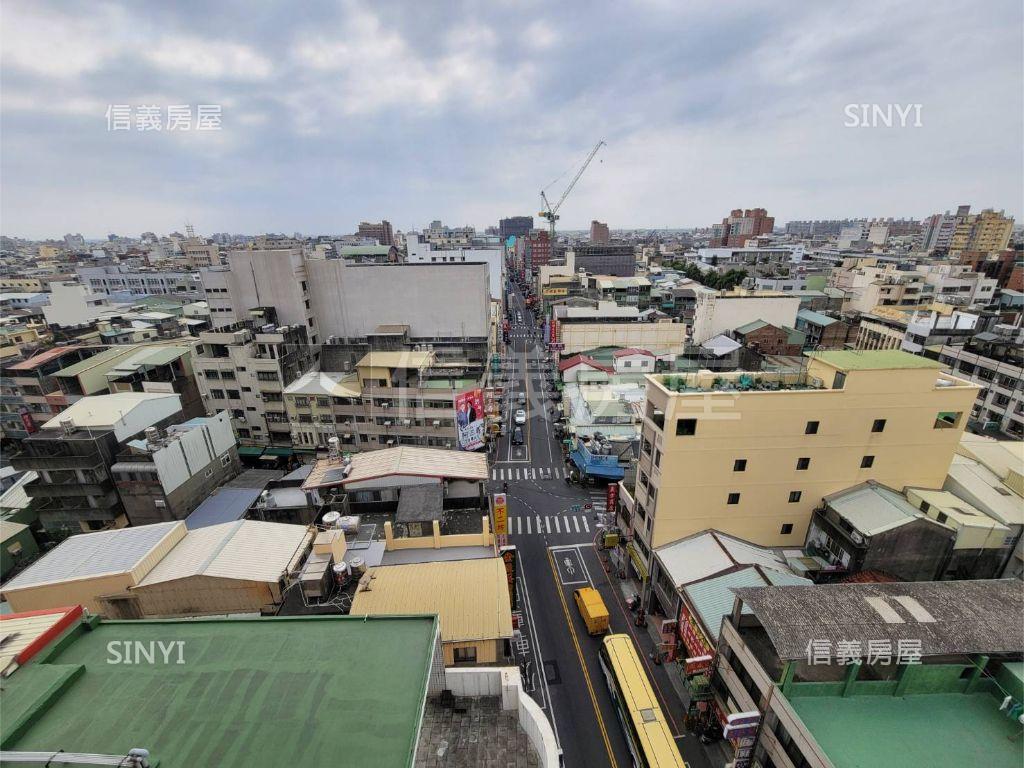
top-left (807, 349), bottom-right (944, 371)
top-left (1, 615), bottom-right (437, 768)
top-left (789, 692), bottom-right (1022, 768)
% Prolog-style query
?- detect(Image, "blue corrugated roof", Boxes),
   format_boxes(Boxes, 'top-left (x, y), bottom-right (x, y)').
top-left (684, 566), bottom-right (810, 641)
top-left (797, 308), bottom-right (838, 327)
top-left (569, 448), bottom-right (625, 480)
top-left (185, 487), bottom-right (263, 529)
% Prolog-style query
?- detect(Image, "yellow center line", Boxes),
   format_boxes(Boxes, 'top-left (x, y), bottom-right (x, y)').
top-left (546, 548), bottom-right (618, 768)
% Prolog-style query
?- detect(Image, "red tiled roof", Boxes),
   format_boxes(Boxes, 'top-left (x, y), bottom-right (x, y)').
top-left (613, 347), bottom-right (655, 358)
top-left (558, 354), bottom-right (613, 373)
top-left (7, 345), bottom-right (85, 371)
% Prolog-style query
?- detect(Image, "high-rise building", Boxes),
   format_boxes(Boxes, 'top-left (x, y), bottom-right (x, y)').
top-left (710, 208), bottom-right (775, 247)
top-left (499, 216), bottom-right (533, 240)
top-left (525, 230), bottom-right (552, 273)
top-left (571, 243), bottom-right (637, 277)
top-left (192, 315), bottom-right (315, 447)
top-left (621, 351), bottom-right (978, 572)
top-left (589, 220), bottom-right (610, 244)
top-left (949, 208), bottom-right (1014, 256)
top-left (356, 220), bottom-right (395, 247)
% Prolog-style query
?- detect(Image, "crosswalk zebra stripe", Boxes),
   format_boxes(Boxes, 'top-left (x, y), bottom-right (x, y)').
top-left (563, 515), bottom-right (570, 532)
top-left (582, 518), bottom-right (590, 532)
top-left (554, 517), bottom-right (561, 533)
top-left (491, 469), bottom-right (497, 480)
top-left (537, 515), bottom-right (543, 533)
top-left (526, 516), bottom-right (532, 534)
top-left (573, 517), bottom-right (580, 533)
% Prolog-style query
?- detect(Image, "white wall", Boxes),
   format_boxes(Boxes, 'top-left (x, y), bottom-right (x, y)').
top-left (307, 259), bottom-right (490, 339)
top-left (691, 294), bottom-right (801, 343)
top-left (444, 667), bottom-right (559, 768)
top-left (225, 249), bottom-right (311, 331)
top-left (157, 413), bottom-right (236, 493)
top-left (42, 282), bottom-right (111, 327)
top-left (407, 234), bottom-right (503, 300)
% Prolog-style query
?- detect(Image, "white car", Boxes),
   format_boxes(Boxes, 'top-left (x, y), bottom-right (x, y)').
top-left (514, 409), bottom-right (527, 425)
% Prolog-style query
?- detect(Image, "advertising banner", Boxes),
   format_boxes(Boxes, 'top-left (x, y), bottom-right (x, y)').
top-left (455, 388), bottom-right (486, 450)
top-left (493, 493), bottom-right (508, 535)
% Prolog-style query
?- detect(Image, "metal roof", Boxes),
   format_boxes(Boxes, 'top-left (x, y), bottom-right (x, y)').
top-left (303, 447), bottom-right (488, 490)
top-left (282, 370), bottom-right (361, 397)
top-left (0, 606), bottom-right (83, 674)
top-left (49, 347), bottom-right (137, 378)
top-left (356, 350), bottom-right (434, 369)
top-left (1, 522), bottom-right (183, 591)
top-left (655, 530), bottom-right (794, 588)
top-left (136, 520), bottom-right (312, 587)
top-left (824, 481), bottom-right (928, 536)
top-left (184, 487), bottom-right (264, 529)
top-left (6, 345), bottom-right (86, 371)
top-left (796, 308), bottom-right (839, 327)
top-left (350, 558), bottom-right (513, 643)
top-left (732, 579), bottom-right (1024, 660)
top-left (685, 567), bottom-right (810, 642)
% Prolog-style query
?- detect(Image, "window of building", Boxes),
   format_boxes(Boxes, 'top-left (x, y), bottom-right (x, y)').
top-left (788, 491), bottom-right (802, 503)
top-left (861, 455), bottom-right (875, 468)
top-left (209, 389), bottom-right (225, 399)
top-left (676, 418), bottom-right (697, 436)
top-left (727, 492), bottom-right (740, 505)
top-left (936, 512), bottom-right (948, 525)
top-left (833, 371), bottom-right (846, 389)
top-left (805, 420), bottom-right (819, 434)
top-left (653, 449), bottom-right (661, 468)
top-left (872, 419), bottom-right (886, 433)
top-left (796, 457), bottom-right (810, 470)
top-left (733, 459), bottom-right (747, 472)
top-left (780, 523), bottom-right (794, 535)
top-left (934, 411), bottom-right (963, 429)
top-left (226, 389), bottom-right (240, 400)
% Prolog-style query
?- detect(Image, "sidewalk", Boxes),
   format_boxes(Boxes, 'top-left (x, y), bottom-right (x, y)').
top-left (609, 566), bottom-right (730, 768)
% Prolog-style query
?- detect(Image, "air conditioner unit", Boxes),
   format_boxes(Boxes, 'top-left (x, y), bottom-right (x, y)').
top-left (402, 419), bottom-right (411, 426)
top-left (432, 420), bottom-right (441, 428)
top-left (383, 421), bottom-right (392, 427)
top-left (380, 402), bottom-right (390, 408)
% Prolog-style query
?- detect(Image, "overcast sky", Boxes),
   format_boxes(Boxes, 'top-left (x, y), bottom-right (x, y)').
top-left (2, 0), bottom-right (1021, 239)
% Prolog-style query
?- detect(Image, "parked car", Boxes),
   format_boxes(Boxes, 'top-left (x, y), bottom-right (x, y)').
top-left (512, 427), bottom-right (524, 445)
top-left (514, 409), bottom-right (527, 425)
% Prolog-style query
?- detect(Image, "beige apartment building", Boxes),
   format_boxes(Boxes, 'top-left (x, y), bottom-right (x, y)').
top-left (949, 208), bottom-right (1014, 256)
top-left (624, 350), bottom-right (979, 565)
top-left (283, 348), bottom-right (474, 452)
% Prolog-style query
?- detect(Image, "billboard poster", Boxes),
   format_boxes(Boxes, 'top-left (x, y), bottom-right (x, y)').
top-left (455, 388), bottom-right (486, 450)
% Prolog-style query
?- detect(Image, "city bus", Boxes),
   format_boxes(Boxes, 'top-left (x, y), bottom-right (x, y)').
top-left (598, 634), bottom-right (687, 768)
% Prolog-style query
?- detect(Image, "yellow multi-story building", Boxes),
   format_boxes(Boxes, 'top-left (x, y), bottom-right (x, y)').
top-left (624, 351), bottom-right (979, 569)
top-left (949, 208), bottom-right (1014, 256)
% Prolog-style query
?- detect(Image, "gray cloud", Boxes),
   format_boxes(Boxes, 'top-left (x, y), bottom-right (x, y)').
top-left (1, 0), bottom-right (1020, 238)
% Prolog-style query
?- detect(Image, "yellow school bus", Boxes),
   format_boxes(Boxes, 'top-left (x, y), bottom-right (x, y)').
top-left (598, 634), bottom-right (688, 768)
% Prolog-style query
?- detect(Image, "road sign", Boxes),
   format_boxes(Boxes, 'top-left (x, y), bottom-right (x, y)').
top-left (569, 504), bottom-right (582, 513)
top-left (493, 493), bottom-right (508, 535)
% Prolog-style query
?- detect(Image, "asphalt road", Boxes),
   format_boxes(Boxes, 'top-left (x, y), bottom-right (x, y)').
top-left (492, 281), bottom-right (714, 768)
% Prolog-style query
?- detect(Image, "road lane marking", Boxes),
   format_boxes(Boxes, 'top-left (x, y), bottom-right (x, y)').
top-left (583, 518), bottom-right (590, 532)
top-left (554, 516), bottom-right (561, 533)
top-left (563, 515), bottom-right (571, 532)
top-left (546, 549), bottom-right (617, 768)
top-left (536, 515), bottom-right (542, 533)
top-left (526, 516), bottom-right (532, 534)
top-left (574, 517), bottom-right (581, 533)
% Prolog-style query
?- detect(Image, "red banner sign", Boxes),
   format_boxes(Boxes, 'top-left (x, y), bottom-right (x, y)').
top-left (678, 602), bottom-right (714, 660)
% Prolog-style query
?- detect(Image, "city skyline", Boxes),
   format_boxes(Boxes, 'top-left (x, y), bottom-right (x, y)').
top-left (2, 0), bottom-right (1022, 238)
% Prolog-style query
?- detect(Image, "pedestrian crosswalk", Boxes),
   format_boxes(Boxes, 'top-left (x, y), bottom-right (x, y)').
top-left (506, 514), bottom-right (591, 536)
top-left (492, 466), bottom-right (567, 481)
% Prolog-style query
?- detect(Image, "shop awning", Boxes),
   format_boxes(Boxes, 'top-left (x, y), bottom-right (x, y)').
top-left (237, 446), bottom-right (264, 458)
top-left (569, 448), bottom-right (625, 481)
top-left (262, 447), bottom-right (293, 457)
top-left (627, 542), bottom-right (649, 581)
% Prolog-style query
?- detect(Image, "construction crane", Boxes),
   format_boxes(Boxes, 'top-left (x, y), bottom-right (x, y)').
top-left (539, 140), bottom-right (606, 242)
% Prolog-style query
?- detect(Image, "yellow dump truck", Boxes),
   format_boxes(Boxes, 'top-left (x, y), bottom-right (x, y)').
top-left (574, 587), bottom-right (610, 635)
